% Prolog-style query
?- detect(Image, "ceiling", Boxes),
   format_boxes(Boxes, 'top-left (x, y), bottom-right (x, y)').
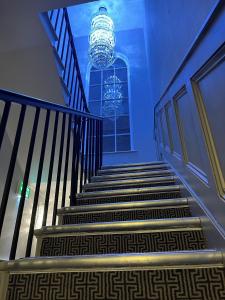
top-left (68, 0), bottom-right (146, 37)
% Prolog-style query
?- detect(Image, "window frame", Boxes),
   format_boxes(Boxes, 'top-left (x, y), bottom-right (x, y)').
top-left (88, 58), bottom-right (131, 153)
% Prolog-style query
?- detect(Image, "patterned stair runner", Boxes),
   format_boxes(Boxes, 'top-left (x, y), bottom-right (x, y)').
top-left (3, 162), bottom-right (225, 300)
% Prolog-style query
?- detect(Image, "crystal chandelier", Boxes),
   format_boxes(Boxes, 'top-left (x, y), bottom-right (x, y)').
top-left (102, 75), bottom-right (123, 116)
top-left (89, 7), bottom-right (116, 70)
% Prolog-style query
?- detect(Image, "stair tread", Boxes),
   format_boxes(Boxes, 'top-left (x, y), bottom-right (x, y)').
top-left (58, 198), bottom-right (189, 215)
top-left (77, 185), bottom-right (182, 199)
top-left (102, 161), bottom-right (167, 169)
top-left (98, 164), bottom-right (169, 175)
top-left (92, 170), bottom-right (174, 182)
top-left (84, 176), bottom-right (177, 190)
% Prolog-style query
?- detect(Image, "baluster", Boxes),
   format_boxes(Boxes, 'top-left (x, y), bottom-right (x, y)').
top-left (57, 10), bottom-right (65, 52)
top-left (66, 55), bottom-right (73, 94)
top-left (42, 111), bottom-right (59, 226)
top-left (54, 9), bottom-right (61, 32)
top-left (79, 117), bottom-right (86, 192)
top-left (52, 113), bottom-right (66, 225)
top-left (25, 110), bottom-right (50, 257)
top-left (73, 117), bottom-right (82, 196)
top-left (100, 120), bottom-right (103, 168)
top-left (91, 119), bottom-right (95, 178)
top-left (88, 119), bottom-right (93, 181)
top-left (72, 77), bottom-right (78, 109)
top-left (68, 64), bottom-right (75, 107)
top-left (70, 115), bottom-right (79, 206)
top-left (0, 105), bottom-right (26, 236)
top-left (49, 10), bottom-right (54, 21)
top-left (10, 108), bottom-right (40, 259)
top-left (0, 102), bottom-right (11, 151)
top-left (63, 42), bottom-right (71, 80)
top-left (60, 21), bottom-right (67, 58)
top-left (95, 120), bottom-right (100, 175)
top-left (61, 114), bottom-right (72, 208)
top-left (83, 118), bottom-right (90, 185)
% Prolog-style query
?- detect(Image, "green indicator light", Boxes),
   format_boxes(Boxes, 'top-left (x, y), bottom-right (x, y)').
top-left (17, 180), bottom-right (31, 199)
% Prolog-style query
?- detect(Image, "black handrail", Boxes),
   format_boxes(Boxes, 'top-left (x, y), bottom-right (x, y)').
top-left (0, 89), bottom-right (100, 120)
top-left (0, 89), bottom-right (102, 260)
top-left (48, 8), bottom-right (89, 112)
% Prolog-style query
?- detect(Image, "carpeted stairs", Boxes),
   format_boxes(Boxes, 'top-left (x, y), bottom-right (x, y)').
top-left (3, 162), bottom-right (225, 299)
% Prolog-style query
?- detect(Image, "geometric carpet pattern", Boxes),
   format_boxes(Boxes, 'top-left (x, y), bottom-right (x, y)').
top-left (7, 268), bottom-right (225, 300)
top-left (77, 191), bottom-right (182, 205)
top-left (62, 207), bottom-right (191, 224)
top-left (7, 162), bottom-right (225, 299)
top-left (40, 230), bottom-right (206, 256)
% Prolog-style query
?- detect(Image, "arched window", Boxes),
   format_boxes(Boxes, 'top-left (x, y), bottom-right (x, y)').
top-left (88, 58), bottom-right (131, 152)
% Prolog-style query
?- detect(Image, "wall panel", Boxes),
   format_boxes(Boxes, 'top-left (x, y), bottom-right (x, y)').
top-left (154, 4), bottom-right (225, 247)
top-left (164, 102), bottom-right (174, 152)
top-left (173, 87), bottom-right (208, 183)
top-left (192, 44), bottom-right (225, 197)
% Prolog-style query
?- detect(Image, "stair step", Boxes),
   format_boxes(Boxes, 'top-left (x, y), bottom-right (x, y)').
top-left (97, 164), bottom-right (169, 175)
top-left (76, 185), bottom-right (182, 205)
top-left (1, 250), bottom-right (223, 272)
top-left (77, 185), bottom-right (182, 199)
top-left (59, 198), bottom-right (190, 214)
top-left (58, 198), bottom-right (191, 225)
top-left (84, 176), bottom-right (177, 192)
top-left (101, 161), bottom-right (166, 170)
top-left (36, 217), bottom-right (202, 235)
top-left (3, 251), bottom-right (225, 300)
top-left (92, 169), bottom-right (174, 182)
top-left (59, 206), bottom-right (191, 225)
top-left (35, 218), bottom-right (206, 256)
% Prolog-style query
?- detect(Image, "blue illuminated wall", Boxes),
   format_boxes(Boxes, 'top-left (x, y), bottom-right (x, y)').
top-left (68, 0), bottom-right (156, 165)
top-left (144, 0), bottom-right (216, 104)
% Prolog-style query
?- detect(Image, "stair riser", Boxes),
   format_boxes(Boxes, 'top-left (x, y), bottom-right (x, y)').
top-left (77, 191), bottom-right (182, 205)
top-left (84, 180), bottom-right (177, 192)
top-left (98, 166), bottom-right (169, 176)
top-left (102, 161), bottom-right (166, 169)
top-left (60, 206), bottom-right (191, 225)
top-left (7, 268), bottom-right (225, 300)
top-left (38, 230), bottom-right (205, 256)
top-left (92, 172), bottom-right (173, 182)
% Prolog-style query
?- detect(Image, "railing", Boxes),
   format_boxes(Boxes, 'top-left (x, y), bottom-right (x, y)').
top-left (0, 89), bottom-right (103, 260)
top-left (47, 8), bottom-right (89, 112)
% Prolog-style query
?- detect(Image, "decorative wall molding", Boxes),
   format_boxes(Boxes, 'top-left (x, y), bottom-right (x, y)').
top-left (191, 43), bottom-right (225, 199)
top-left (173, 85), bottom-right (188, 163)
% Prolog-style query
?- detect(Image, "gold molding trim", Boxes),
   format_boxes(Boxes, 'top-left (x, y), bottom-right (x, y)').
top-left (164, 101), bottom-right (174, 153)
top-left (158, 109), bottom-right (166, 148)
top-left (191, 44), bottom-right (225, 199)
top-left (173, 86), bottom-right (189, 163)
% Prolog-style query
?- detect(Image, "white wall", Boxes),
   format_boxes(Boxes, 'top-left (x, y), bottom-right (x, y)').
top-left (0, 0), bottom-right (95, 104)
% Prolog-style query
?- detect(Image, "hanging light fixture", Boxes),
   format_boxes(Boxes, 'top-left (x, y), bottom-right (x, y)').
top-left (89, 7), bottom-right (116, 70)
top-left (102, 75), bottom-right (123, 116)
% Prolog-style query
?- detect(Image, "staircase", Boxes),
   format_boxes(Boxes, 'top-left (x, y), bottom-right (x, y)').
top-left (2, 161), bottom-right (225, 299)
